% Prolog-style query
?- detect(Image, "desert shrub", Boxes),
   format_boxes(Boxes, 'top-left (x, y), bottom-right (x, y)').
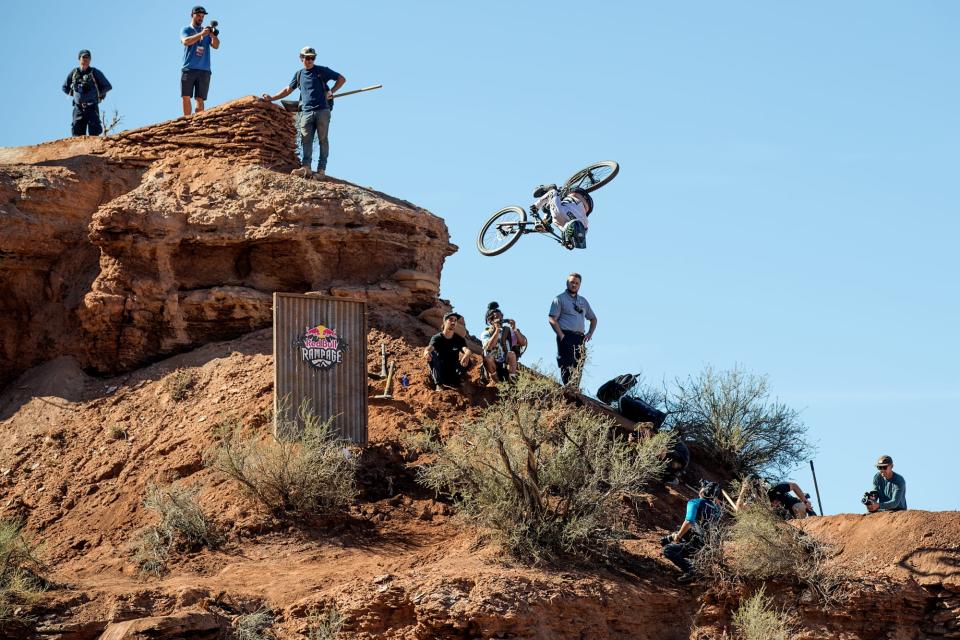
top-left (165, 369), bottom-right (196, 402)
top-left (731, 586), bottom-right (794, 640)
top-left (108, 424), bottom-right (128, 440)
top-left (306, 604), bottom-right (345, 640)
top-left (666, 366), bottom-right (809, 476)
top-left (207, 409), bottom-right (357, 517)
top-left (0, 519), bottom-right (45, 628)
top-left (419, 370), bottom-right (669, 563)
top-left (234, 606), bottom-right (274, 640)
top-left (134, 483), bottom-right (218, 575)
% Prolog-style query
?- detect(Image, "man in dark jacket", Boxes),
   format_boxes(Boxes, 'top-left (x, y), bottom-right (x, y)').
top-left (62, 49), bottom-right (112, 136)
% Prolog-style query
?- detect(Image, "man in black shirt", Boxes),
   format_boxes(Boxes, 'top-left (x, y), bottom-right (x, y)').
top-left (423, 312), bottom-right (476, 389)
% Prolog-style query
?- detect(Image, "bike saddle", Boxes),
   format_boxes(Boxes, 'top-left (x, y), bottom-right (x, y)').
top-left (532, 183), bottom-right (558, 198)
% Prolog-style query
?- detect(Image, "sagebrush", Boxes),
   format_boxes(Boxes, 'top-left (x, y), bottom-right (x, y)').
top-left (134, 483), bottom-right (218, 575)
top-left (165, 369), bottom-right (196, 402)
top-left (419, 370), bottom-right (669, 563)
top-left (207, 409), bottom-right (357, 517)
top-left (732, 586), bottom-right (794, 640)
top-left (0, 519), bottom-right (45, 628)
top-left (306, 604), bottom-right (345, 640)
top-left (234, 606), bottom-right (274, 640)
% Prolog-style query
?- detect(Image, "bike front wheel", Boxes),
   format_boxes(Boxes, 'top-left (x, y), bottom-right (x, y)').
top-left (477, 206), bottom-right (527, 256)
top-left (562, 161), bottom-right (620, 195)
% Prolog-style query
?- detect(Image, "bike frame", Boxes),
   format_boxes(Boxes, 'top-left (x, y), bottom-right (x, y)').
top-left (494, 207), bottom-right (567, 246)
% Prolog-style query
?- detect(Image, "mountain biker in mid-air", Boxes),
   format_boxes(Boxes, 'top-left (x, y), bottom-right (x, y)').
top-left (530, 184), bottom-right (593, 249)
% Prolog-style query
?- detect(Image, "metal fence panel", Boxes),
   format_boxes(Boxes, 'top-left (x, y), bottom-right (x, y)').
top-left (273, 293), bottom-right (368, 443)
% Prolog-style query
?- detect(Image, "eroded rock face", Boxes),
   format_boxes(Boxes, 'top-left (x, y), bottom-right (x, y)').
top-left (0, 97), bottom-right (455, 387)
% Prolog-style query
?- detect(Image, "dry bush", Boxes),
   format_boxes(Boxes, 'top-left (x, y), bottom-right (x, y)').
top-left (0, 519), bottom-right (45, 628)
top-left (234, 606), bottom-right (274, 640)
top-left (419, 370), bottom-right (669, 563)
top-left (666, 366), bottom-right (810, 476)
top-left (165, 369), bottom-right (196, 402)
top-left (306, 604), bottom-right (345, 640)
top-left (725, 504), bottom-right (823, 581)
top-left (207, 410), bottom-right (357, 517)
top-left (732, 586), bottom-right (794, 640)
top-left (100, 109), bottom-right (123, 136)
top-left (134, 483), bottom-right (218, 576)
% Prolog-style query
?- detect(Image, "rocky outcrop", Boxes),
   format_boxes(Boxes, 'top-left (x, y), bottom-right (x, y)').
top-left (0, 97), bottom-right (455, 388)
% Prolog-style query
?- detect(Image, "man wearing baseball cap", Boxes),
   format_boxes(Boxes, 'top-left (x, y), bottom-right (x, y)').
top-left (866, 455), bottom-right (907, 512)
top-left (261, 46), bottom-right (345, 178)
top-left (180, 5), bottom-right (220, 116)
top-left (422, 312), bottom-right (476, 390)
top-left (61, 49), bottom-right (112, 136)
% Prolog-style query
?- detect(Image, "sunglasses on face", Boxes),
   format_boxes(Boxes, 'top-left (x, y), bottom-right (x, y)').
top-left (877, 465), bottom-right (889, 470)
top-left (302, 56), bottom-right (316, 60)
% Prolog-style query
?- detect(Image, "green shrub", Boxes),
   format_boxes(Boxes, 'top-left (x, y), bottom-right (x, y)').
top-left (732, 586), bottom-right (794, 640)
top-left (724, 504), bottom-right (822, 582)
top-left (306, 604), bottom-right (345, 640)
top-left (0, 519), bottom-right (45, 628)
top-left (234, 606), bottom-right (274, 640)
top-left (165, 369), bottom-right (196, 402)
top-left (207, 409), bottom-right (357, 517)
top-left (134, 483), bottom-right (218, 576)
top-left (666, 366), bottom-right (810, 476)
top-left (419, 370), bottom-right (669, 563)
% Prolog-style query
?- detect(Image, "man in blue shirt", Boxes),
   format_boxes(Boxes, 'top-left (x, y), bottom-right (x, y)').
top-left (262, 47), bottom-right (345, 178)
top-left (662, 481), bottom-right (723, 583)
top-left (62, 49), bottom-right (112, 136)
top-left (547, 273), bottom-right (598, 385)
top-left (866, 455), bottom-right (907, 512)
top-left (180, 6), bottom-right (220, 116)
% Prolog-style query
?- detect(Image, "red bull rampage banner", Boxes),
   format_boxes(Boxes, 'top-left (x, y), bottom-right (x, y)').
top-left (295, 323), bottom-right (347, 370)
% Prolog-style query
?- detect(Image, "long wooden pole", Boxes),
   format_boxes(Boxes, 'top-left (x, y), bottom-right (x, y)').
top-left (332, 84), bottom-right (383, 99)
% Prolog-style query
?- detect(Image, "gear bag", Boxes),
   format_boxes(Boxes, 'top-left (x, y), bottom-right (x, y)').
top-left (596, 373), bottom-right (638, 405)
top-left (619, 395), bottom-right (667, 429)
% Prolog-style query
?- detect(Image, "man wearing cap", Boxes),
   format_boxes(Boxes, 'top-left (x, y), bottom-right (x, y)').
top-left (867, 455), bottom-right (907, 512)
top-left (261, 47), bottom-right (345, 178)
top-left (423, 312), bottom-right (476, 390)
top-left (180, 6), bottom-right (220, 116)
top-left (548, 272), bottom-right (597, 386)
top-left (62, 50), bottom-right (112, 136)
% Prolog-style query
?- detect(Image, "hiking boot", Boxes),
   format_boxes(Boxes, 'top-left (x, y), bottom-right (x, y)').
top-left (292, 166), bottom-right (311, 177)
top-left (314, 169), bottom-right (326, 179)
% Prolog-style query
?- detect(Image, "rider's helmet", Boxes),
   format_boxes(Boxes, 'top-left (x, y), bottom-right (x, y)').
top-left (567, 189), bottom-right (594, 216)
top-left (699, 481), bottom-right (720, 499)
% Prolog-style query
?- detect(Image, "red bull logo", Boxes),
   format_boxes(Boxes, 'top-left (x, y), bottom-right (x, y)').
top-left (295, 323), bottom-right (346, 370)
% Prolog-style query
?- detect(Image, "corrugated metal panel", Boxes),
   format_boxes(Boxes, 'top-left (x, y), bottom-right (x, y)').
top-left (273, 293), bottom-right (368, 443)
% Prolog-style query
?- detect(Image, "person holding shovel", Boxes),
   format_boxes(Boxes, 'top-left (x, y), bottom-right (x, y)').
top-left (262, 46), bottom-right (345, 178)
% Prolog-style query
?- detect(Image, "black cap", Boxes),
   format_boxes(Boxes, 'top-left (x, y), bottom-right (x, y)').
top-left (191, 5), bottom-right (207, 14)
top-left (442, 312), bottom-right (462, 322)
top-left (699, 480), bottom-right (720, 499)
top-left (876, 455), bottom-right (893, 466)
top-left (78, 49), bottom-right (91, 59)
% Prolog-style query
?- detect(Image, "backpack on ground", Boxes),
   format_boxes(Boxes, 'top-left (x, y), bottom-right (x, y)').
top-left (619, 395), bottom-right (667, 429)
top-left (596, 373), bottom-right (638, 405)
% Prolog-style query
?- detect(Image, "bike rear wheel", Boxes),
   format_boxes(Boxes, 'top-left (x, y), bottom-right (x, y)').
top-left (477, 206), bottom-right (527, 256)
top-left (562, 161), bottom-right (620, 195)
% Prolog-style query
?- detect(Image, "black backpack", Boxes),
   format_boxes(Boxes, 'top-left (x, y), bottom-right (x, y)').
top-left (596, 373), bottom-right (638, 405)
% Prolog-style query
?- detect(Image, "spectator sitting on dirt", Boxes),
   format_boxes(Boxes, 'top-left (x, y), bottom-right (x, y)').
top-left (423, 312), bottom-right (476, 390)
top-left (661, 481), bottom-right (723, 584)
top-left (866, 455), bottom-right (907, 513)
top-left (480, 302), bottom-right (526, 384)
top-left (531, 184), bottom-right (592, 249)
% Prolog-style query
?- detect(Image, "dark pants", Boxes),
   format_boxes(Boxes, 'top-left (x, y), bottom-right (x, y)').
top-left (556, 332), bottom-right (585, 384)
top-left (428, 353), bottom-right (466, 387)
top-left (72, 104), bottom-right (102, 136)
top-left (663, 540), bottom-right (699, 574)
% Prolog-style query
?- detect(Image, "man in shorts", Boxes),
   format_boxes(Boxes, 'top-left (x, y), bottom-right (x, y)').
top-left (180, 6), bottom-right (220, 116)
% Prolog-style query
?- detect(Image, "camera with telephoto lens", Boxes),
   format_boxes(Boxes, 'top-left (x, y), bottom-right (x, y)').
top-left (660, 534), bottom-right (674, 547)
top-left (207, 20), bottom-right (219, 36)
top-left (861, 490), bottom-right (879, 506)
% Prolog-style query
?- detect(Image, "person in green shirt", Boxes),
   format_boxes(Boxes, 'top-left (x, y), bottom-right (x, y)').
top-left (866, 454), bottom-right (907, 512)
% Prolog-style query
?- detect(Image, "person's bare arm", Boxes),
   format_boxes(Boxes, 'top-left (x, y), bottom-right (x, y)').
top-left (180, 27), bottom-right (211, 46)
top-left (262, 86), bottom-right (295, 102)
top-left (210, 33), bottom-right (220, 49)
top-left (674, 520), bottom-right (692, 542)
top-left (548, 315), bottom-right (564, 339)
top-left (585, 317), bottom-right (598, 342)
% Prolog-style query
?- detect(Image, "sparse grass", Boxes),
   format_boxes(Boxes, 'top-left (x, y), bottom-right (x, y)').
top-left (725, 504), bottom-right (821, 582)
top-left (207, 407), bottom-right (358, 517)
top-left (732, 586), bottom-right (794, 640)
top-left (306, 604), bottom-right (345, 640)
top-left (165, 369), bottom-right (196, 402)
top-left (0, 519), bottom-right (45, 629)
top-left (418, 369), bottom-right (669, 563)
top-left (133, 483), bottom-right (218, 576)
top-left (234, 606), bottom-right (274, 640)
top-left (108, 424), bottom-right (128, 440)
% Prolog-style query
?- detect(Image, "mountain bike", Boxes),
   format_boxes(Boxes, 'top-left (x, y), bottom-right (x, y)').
top-left (476, 161), bottom-right (619, 256)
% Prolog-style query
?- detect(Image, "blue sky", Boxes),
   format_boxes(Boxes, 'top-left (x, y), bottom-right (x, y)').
top-left (2, 1), bottom-right (957, 514)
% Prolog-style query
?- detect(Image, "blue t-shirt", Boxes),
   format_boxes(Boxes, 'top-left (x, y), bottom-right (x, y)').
top-left (684, 497), bottom-right (721, 526)
top-left (181, 25), bottom-right (212, 72)
top-left (289, 66), bottom-right (341, 112)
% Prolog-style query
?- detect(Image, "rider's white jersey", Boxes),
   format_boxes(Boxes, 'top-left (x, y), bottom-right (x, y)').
top-left (534, 189), bottom-right (589, 230)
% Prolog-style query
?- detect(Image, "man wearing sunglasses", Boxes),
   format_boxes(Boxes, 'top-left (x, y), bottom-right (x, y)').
top-left (866, 455), bottom-right (907, 512)
top-left (180, 6), bottom-right (220, 116)
top-left (262, 46), bottom-right (345, 178)
top-left (548, 272), bottom-right (597, 385)
top-left (62, 49), bottom-right (112, 136)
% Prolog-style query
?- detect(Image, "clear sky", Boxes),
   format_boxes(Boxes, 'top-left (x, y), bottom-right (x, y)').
top-left (1, 1), bottom-right (957, 514)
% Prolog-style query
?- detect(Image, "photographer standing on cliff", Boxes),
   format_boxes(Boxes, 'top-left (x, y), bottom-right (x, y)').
top-left (62, 49), bottom-right (111, 136)
top-left (180, 6), bottom-right (220, 116)
top-left (865, 455), bottom-right (907, 512)
top-left (262, 47), bottom-right (345, 178)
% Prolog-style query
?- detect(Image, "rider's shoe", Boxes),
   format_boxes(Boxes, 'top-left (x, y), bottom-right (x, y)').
top-left (532, 183), bottom-right (558, 198)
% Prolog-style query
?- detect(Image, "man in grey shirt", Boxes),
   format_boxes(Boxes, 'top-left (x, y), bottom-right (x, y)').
top-left (548, 272), bottom-right (597, 385)
top-left (866, 454), bottom-right (907, 512)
